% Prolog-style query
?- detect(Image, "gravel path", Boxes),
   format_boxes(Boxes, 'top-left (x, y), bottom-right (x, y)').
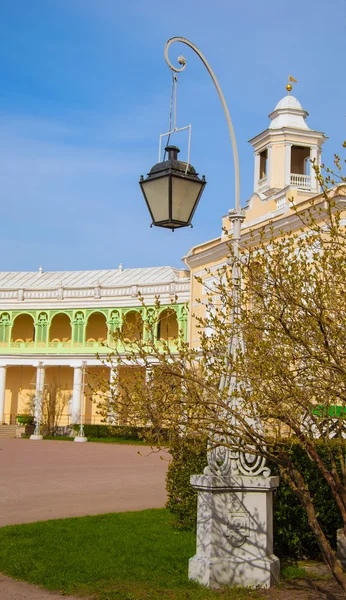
top-left (0, 574), bottom-right (86, 600)
top-left (0, 438), bottom-right (169, 526)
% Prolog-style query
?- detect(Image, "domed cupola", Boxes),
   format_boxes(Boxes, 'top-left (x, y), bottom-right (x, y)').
top-left (249, 86), bottom-right (327, 198)
top-left (269, 95), bottom-right (309, 130)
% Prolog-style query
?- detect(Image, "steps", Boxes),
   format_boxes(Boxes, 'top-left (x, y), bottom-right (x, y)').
top-left (0, 425), bottom-right (17, 438)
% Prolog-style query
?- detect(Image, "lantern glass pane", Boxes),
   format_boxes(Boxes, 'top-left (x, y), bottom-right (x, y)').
top-left (172, 177), bottom-right (203, 223)
top-left (142, 177), bottom-right (169, 223)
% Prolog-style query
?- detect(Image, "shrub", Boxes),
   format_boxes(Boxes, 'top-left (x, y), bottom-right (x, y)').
top-left (17, 414), bottom-right (34, 425)
top-left (71, 424), bottom-right (167, 441)
top-left (166, 439), bottom-right (343, 559)
top-left (166, 438), bottom-right (207, 530)
top-left (271, 443), bottom-right (343, 559)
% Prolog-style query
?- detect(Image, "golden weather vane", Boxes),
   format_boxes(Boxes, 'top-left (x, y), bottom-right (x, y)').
top-left (286, 75), bottom-right (298, 94)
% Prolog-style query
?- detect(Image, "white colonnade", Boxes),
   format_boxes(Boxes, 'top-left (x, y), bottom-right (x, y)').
top-left (0, 359), bottom-right (153, 427)
top-left (0, 365), bottom-right (7, 423)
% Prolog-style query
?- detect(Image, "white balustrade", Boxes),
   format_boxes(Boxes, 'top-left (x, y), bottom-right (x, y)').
top-left (257, 177), bottom-right (268, 193)
top-left (290, 173), bottom-right (311, 189)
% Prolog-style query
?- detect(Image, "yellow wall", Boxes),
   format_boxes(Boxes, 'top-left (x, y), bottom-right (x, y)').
top-left (270, 144), bottom-right (285, 189)
top-left (84, 366), bottom-right (109, 424)
top-left (118, 366), bottom-right (145, 424)
top-left (4, 365), bottom-right (111, 426)
top-left (186, 186), bottom-right (330, 348)
top-left (4, 366), bottom-right (36, 422)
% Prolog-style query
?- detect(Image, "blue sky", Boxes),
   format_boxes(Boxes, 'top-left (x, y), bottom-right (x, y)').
top-left (1, 0), bottom-right (345, 272)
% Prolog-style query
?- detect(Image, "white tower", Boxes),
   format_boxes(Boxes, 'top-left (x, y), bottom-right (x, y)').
top-left (249, 89), bottom-right (327, 199)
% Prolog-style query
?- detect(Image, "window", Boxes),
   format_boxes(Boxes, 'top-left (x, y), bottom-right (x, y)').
top-left (259, 149), bottom-right (268, 180)
top-left (291, 146), bottom-right (310, 175)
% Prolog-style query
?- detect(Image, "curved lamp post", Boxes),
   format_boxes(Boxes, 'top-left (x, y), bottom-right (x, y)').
top-left (140, 35), bottom-right (245, 426)
top-left (140, 37), bottom-right (279, 590)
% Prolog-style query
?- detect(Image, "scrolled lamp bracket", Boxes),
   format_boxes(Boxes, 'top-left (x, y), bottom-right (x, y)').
top-left (164, 36), bottom-right (240, 214)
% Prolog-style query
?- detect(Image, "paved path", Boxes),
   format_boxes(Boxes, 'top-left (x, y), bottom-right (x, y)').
top-left (0, 438), bottom-right (169, 526)
top-left (0, 438), bottom-right (169, 599)
top-left (0, 574), bottom-right (85, 600)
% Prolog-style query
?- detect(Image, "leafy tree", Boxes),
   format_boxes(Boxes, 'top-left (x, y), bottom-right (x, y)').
top-left (26, 381), bottom-right (70, 435)
top-left (98, 148), bottom-right (346, 590)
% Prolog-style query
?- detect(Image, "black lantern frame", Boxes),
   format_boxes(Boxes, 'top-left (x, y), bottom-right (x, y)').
top-left (139, 145), bottom-right (206, 231)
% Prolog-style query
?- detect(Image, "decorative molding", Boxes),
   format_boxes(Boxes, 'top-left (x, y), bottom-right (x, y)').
top-left (0, 282), bottom-right (190, 304)
top-left (249, 126), bottom-right (327, 149)
top-left (187, 195), bottom-right (346, 269)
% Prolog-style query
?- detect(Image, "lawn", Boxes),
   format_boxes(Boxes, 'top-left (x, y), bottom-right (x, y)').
top-left (21, 435), bottom-right (148, 445)
top-left (0, 509), bottom-right (268, 600)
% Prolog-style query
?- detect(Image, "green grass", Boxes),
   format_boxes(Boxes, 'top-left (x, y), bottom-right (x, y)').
top-left (21, 435), bottom-right (149, 445)
top-left (281, 565), bottom-right (307, 580)
top-left (0, 509), bottom-right (267, 600)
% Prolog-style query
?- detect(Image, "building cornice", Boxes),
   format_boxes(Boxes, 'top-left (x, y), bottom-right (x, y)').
top-left (185, 193), bottom-right (346, 269)
top-left (0, 281), bottom-right (190, 309)
top-left (249, 127), bottom-right (327, 149)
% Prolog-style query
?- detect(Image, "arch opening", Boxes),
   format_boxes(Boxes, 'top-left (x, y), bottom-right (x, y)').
top-left (86, 312), bottom-right (108, 343)
top-left (11, 314), bottom-right (35, 343)
top-left (157, 309), bottom-right (178, 341)
top-left (122, 311), bottom-right (143, 341)
top-left (49, 314), bottom-right (72, 343)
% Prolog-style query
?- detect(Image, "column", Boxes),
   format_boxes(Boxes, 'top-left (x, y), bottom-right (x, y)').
top-left (145, 365), bottom-right (153, 384)
top-left (0, 366), bottom-right (7, 423)
top-left (71, 366), bottom-right (83, 423)
top-left (73, 361), bottom-right (87, 442)
top-left (285, 143), bottom-right (292, 186)
top-left (253, 152), bottom-right (260, 192)
top-left (267, 145), bottom-right (272, 188)
top-left (310, 146), bottom-right (318, 192)
top-left (30, 362), bottom-right (45, 440)
top-left (108, 366), bottom-right (118, 424)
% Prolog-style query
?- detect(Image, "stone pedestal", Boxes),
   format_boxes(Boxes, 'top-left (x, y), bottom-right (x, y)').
top-left (74, 436), bottom-right (88, 443)
top-left (188, 474), bottom-right (280, 589)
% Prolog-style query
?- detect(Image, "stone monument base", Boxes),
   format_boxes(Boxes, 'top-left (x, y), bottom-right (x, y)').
top-left (74, 436), bottom-right (88, 443)
top-left (189, 554), bottom-right (280, 589)
top-left (188, 474), bottom-right (280, 589)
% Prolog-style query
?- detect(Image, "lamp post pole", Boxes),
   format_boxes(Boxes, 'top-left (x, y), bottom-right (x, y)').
top-left (157, 37), bottom-right (280, 589)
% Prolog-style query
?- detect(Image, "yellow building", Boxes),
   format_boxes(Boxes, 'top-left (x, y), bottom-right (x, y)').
top-left (183, 90), bottom-right (341, 346)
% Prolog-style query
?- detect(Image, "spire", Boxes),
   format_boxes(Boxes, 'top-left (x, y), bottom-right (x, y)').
top-left (286, 75), bottom-right (298, 95)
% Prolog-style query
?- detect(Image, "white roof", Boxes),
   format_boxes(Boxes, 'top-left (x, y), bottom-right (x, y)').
top-left (269, 94), bottom-right (310, 131)
top-left (274, 95), bottom-right (303, 111)
top-left (0, 266), bottom-right (189, 290)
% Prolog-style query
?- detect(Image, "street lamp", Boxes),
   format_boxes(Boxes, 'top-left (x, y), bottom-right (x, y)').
top-left (140, 37), bottom-right (279, 590)
top-left (139, 145), bottom-right (206, 230)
